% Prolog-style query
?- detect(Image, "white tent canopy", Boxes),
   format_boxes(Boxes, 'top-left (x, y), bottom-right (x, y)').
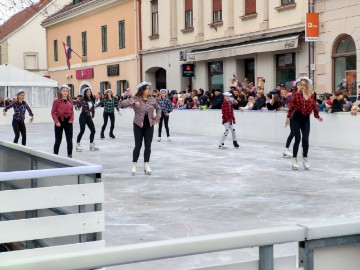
top-left (0, 64), bottom-right (58, 107)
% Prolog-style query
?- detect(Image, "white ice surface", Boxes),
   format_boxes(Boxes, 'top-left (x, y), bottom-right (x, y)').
top-left (0, 122), bottom-right (359, 269)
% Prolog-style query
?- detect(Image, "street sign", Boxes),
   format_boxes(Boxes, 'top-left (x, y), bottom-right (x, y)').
top-left (182, 64), bottom-right (195, 77)
top-left (305, 13), bottom-right (320, 42)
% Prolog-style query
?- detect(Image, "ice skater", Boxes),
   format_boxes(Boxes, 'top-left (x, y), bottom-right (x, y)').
top-left (120, 82), bottom-right (161, 175)
top-left (286, 77), bottom-right (323, 170)
top-left (74, 87), bottom-right (99, 152)
top-left (157, 89), bottom-right (173, 142)
top-left (3, 89), bottom-right (33, 146)
top-left (219, 92), bottom-right (239, 149)
top-left (100, 89), bottom-right (121, 139)
top-left (283, 79), bottom-right (301, 158)
top-left (51, 84), bottom-right (74, 158)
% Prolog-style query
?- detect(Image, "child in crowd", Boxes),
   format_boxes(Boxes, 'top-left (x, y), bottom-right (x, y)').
top-left (219, 92), bottom-right (239, 149)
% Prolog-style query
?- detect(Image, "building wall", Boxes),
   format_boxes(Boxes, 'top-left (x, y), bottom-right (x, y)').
top-left (2, 0), bottom-right (69, 75)
top-left (46, 0), bottom-right (138, 94)
top-left (315, 0), bottom-right (360, 94)
top-left (141, 0), bottom-right (308, 92)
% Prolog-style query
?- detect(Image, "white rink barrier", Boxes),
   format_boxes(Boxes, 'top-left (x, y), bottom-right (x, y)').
top-left (5, 107), bottom-right (359, 150)
top-left (2, 218), bottom-right (360, 270)
top-left (0, 142), bottom-right (104, 262)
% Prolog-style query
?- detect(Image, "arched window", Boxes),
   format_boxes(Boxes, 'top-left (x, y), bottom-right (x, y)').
top-left (333, 35), bottom-right (357, 94)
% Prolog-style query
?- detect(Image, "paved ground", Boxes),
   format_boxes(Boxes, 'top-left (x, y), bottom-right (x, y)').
top-left (1, 122), bottom-right (360, 269)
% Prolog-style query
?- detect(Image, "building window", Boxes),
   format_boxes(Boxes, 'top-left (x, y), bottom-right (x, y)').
top-left (54, 40), bottom-right (58, 62)
top-left (281, 0), bottom-right (295, 5)
top-left (24, 52), bottom-right (38, 70)
top-left (333, 35), bottom-right (357, 95)
top-left (101, 25), bottom-right (108, 52)
top-left (66, 36), bottom-right (71, 59)
top-left (185, 0), bottom-right (193, 29)
top-left (117, 80), bottom-right (129, 96)
top-left (276, 53), bottom-right (296, 89)
top-left (151, 1), bottom-right (159, 36)
top-left (82, 31), bottom-right (87, 56)
top-left (213, 0), bottom-right (222, 23)
top-left (208, 61), bottom-right (224, 92)
top-left (245, 0), bottom-right (256, 15)
top-left (119, 20), bottom-right (125, 49)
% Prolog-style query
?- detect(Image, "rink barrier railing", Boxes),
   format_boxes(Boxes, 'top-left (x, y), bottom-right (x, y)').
top-left (0, 141), bottom-right (105, 261)
top-left (2, 218), bottom-right (360, 270)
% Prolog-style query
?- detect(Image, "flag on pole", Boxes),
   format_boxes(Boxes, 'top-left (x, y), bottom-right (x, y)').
top-left (62, 42), bottom-right (72, 69)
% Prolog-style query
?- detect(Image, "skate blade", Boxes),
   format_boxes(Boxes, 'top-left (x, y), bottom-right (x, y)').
top-left (144, 171), bottom-right (151, 175)
top-left (76, 149), bottom-right (83, 152)
top-left (292, 166), bottom-right (299, 170)
top-left (90, 149), bottom-right (99, 151)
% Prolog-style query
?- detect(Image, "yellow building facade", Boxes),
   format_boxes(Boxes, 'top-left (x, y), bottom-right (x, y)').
top-left (42, 0), bottom-right (140, 96)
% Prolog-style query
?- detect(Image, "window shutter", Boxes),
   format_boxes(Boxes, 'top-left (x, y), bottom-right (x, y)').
top-left (213, 0), bottom-right (222, 12)
top-left (185, 0), bottom-right (192, 12)
top-left (245, 0), bottom-right (256, 15)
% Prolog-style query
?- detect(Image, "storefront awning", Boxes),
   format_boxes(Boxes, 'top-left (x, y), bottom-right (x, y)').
top-left (186, 34), bottom-right (301, 62)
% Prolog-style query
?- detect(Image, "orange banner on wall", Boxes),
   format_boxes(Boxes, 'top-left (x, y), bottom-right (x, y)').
top-left (305, 13), bottom-right (320, 42)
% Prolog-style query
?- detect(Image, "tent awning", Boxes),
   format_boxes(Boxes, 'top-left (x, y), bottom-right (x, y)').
top-left (0, 64), bottom-right (58, 87)
top-left (186, 34), bottom-right (301, 62)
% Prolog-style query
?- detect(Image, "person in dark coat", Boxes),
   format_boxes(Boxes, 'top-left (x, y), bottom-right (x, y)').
top-left (210, 89), bottom-right (224, 109)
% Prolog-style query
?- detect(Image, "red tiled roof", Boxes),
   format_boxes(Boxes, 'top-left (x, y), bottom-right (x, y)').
top-left (0, 0), bottom-right (51, 41)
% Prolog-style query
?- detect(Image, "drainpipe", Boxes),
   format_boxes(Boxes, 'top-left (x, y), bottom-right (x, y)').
top-left (309, 0), bottom-right (315, 84)
top-left (137, 0), bottom-right (143, 82)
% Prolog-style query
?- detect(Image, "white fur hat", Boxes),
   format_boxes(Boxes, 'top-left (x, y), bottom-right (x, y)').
top-left (299, 76), bottom-right (313, 86)
top-left (16, 89), bottom-right (25, 95)
top-left (223, 92), bottom-right (232, 97)
top-left (59, 84), bottom-right (71, 90)
top-left (136, 81), bottom-right (151, 90)
top-left (82, 87), bottom-right (92, 96)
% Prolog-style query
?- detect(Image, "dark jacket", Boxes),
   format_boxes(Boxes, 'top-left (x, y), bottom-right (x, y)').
top-left (211, 94), bottom-right (224, 109)
top-left (253, 96), bottom-right (266, 110)
top-left (331, 98), bottom-right (345, 113)
top-left (266, 101), bottom-right (282, 111)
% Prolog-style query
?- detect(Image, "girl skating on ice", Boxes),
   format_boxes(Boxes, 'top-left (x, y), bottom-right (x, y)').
top-left (120, 82), bottom-right (161, 175)
top-left (51, 84), bottom-right (74, 158)
top-left (100, 89), bottom-right (121, 139)
top-left (74, 87), bottom-right (99, 152)
top-left (219, 92), bottom-right (239, 149)
top-left (3, 89), bottom-right (33, 146)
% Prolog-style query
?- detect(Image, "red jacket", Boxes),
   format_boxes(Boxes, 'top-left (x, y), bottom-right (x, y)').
top-left (287, 91), bottom-right (319, 118)
top-left (221, 101), bottom-right (235, 124)
top-left (51, 98), bottom-right (74, 124)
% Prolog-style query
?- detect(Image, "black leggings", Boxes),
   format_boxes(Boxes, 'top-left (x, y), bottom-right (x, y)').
top-left (54, 118), bottom-right (73, 156)
top-left (101, 112), bottom-right (115, 135)
top-left (158, 112), bottom-right (170, 137)
top-left (12, 119), bottom-right (26, 146)
top-left (133, 118), bottom-right (154, 163)
top-left (285, 119), bottom-right (295, 148)
top-left (292, 112), bottom-right (310, 158)
top-left (77, 113), bottom-right (96, 143)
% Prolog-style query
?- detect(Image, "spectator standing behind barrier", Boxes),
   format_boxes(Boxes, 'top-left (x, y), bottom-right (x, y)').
top-left (210, 89), bottom-right (224, 109)
top-left (337, 79), bottom-right (349, 94)
top-left (286, 77), bottom-right (323, 170)
top-left (253, 90), bottom-right (266, 110)
top-left (266, 94), bottom-right (283, 111)
top-left (3, 89), bottom-right (34, 146)
top-left (51, 84), bottom-right (74, 158)
top-left (157, 89), bottom-right (173, 142)
top-left (218, 92), bottom-right (239, 149)
top-left (120, 81), bottom-right (161, 176)
top-left (0, 97), bottom-right (4, 107)
top-left (350, 86), bottom-right (360, 116)
top-left (328, 91), bottom-right (345, 113)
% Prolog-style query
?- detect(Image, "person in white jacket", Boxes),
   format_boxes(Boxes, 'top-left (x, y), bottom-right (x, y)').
top-left (239, 96), bottom-right (255, 111)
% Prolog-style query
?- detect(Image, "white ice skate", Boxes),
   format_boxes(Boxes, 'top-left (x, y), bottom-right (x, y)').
top-left (292, 158), bottom-right (299, 170)
top-left (131, 162), bottom-right (137, 176)
top-left (144, 162), bottom-right (152, 175)
top-left (76, 143), bottom-right (83, 152)
top-left (219, 144), bottom-right (227, 149)
top-left (303, 157), bottom-right (310, 170)
top-left (283, 148), bottom-right (293, 158)
top-left (157, 137), bottom-right (161, 142)
top-left (167, 137), bottom-right (172, 142)
top-left (89, 143), bottom-right (99, 151)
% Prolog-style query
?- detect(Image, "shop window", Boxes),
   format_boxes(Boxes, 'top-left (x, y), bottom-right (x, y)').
top-left (208, 61), bottom-right (223, 92)
top-left (276, 53), bottom-right (296, 89)
top-left (213, 0), bottom-right (222, 23)
top-left (185, 0), bottom-right (193, 29)
top-left (333, 35), bottom-right (357, 95)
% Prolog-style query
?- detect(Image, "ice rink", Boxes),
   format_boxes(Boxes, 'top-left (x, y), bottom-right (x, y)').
top-left (1, 122), bottom-right (359, 269)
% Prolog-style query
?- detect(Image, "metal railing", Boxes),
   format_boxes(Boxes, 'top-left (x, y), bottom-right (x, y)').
top-left (1, 218), bottom-right (360, 270)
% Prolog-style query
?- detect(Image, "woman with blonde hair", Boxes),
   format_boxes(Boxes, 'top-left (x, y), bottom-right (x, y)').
top-left (286, 77), bottom-right (323, 170)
